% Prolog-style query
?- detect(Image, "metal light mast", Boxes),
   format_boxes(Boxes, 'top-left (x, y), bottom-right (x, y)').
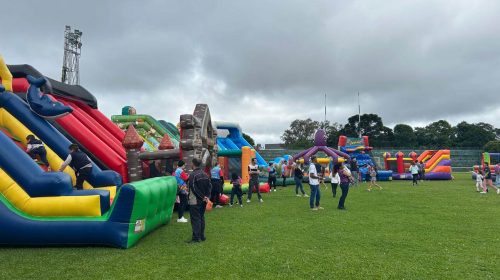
top-left (61, 25), bottom-right (83, 85)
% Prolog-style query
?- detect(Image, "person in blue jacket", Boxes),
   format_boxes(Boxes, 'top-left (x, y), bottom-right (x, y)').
top-left (210, 162), bottom-right (223, 208)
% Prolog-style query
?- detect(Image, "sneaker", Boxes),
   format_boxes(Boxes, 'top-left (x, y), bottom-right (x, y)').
top-left (240, 204), bottom-right (243, 208)
top-left (273, 189), bottom-right (277, 192)
top-left (259, 198), bottom-right (263, 203)
top-left (177, 217), bottom-right (188, 223)
top-left (296, 194), bottom-right (301, 197)
top-left (317, 206), bottom-right (324, 210)
top-left (311, 207), bottom-right (318, 211)
top-left (303, 194), bottom-right (309, 197)
top-left (215, 205), bottom-right (223, 208)
top-left (367, 189), bottom-right (371, 192)
top-left (497, 189), bottom-right (500, 194)
top-left (229, 204), bottom-right (233, 207)
top-left (480, 191), bottom-right (487, 194)
top-left (246, 199), bottom-right (251, 203)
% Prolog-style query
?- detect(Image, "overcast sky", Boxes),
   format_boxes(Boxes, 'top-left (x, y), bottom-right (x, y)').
top-left (2, 0), bottom-right (500, 144)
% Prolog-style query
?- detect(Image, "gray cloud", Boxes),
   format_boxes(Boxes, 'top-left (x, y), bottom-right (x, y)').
top-left (2, 0), bottom-right (500, 144)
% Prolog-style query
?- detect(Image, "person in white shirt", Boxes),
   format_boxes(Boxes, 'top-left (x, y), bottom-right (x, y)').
top-left (329, 164), bottom-right (340, 198)
top-left (308, 155), bottom-right (323, 210)
top-left (409, 162), bottom-right (420, 186)
top-left (473, 170), bottom-right (486, 193)
top-left (247, 158), bottom-right (263, 203)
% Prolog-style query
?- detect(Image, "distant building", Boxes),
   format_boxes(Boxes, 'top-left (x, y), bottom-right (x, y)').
top-left (264, 143), bottom-right (286, 150)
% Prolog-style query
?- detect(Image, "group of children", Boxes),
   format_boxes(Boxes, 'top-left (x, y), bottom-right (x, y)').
top-left (473, 163), bottom-right (500, 194)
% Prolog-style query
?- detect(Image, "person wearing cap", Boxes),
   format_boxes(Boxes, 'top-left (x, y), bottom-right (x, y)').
top-left (247, 158), bottom-right (263, 203)
top-left (58, 143), bottom-right (92, 190)
top-left (308, 155), bottom-right (323, 210)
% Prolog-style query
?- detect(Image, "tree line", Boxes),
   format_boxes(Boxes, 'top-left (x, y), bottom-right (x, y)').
top-left (281, 114), bottom-right (500, 151)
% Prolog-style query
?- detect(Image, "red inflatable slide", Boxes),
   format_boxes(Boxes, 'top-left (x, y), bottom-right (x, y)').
top-left (11, 78), bottom-right (129, 182)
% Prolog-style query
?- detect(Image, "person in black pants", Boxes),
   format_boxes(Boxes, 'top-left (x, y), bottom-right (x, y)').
top-left (26, 135), bottom-right (51, 171)
top-left (187, 158), bottom-right (212, 243)
top-left (268, 162), bottom-right (277, 191)
top-left (58, 143), bottom-right (92, 190)
top-left (230, 173), bottom-right (243, 207)
top-left (337, 163), bottom-right (353, 210)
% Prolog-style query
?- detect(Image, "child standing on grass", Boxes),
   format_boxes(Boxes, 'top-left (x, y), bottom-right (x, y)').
top-left (409, 162), bottom-right (419, 186)
top-left (329, 164), bottom-right (340, 197)
top-left (473, 170), bottom-right (485, 193)
top-left (230, 173), bottom-right (243, 207)
top-left (367, 165), bottom-right (383, 191)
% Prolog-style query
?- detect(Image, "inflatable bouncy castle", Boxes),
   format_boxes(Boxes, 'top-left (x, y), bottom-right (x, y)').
top-left (338, 135), bottom-right (392, 181)
top-left (0, 56), bottom-right (177, 248)
top-left (383, 150), bottom-right (452, 180)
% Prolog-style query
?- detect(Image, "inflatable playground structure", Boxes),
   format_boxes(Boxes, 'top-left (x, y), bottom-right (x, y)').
top-left (338, 135), bottom-right (392, 181)
top-left (383, 150), bottom-right (452, 180)
top-left (472, 152), bottom-right (500, 180)
top-left (0, 55), bottom-right (226, 248)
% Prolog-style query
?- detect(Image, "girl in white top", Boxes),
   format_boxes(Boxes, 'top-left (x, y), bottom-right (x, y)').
top-left (367, 165), bottom-right (382, 191)
top-left (473, 171), bottom-right (486, 193)
top-left (329, 164), bottom-right (340, 197)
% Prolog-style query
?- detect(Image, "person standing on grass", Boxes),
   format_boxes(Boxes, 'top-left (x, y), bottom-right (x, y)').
top-left (330, 164), bottom-right (340, 197)
top-left (26, 135), bottom-right (51, 171)
top-left (294, 162), bottom-right (307, 197)
top-left (281, 160), bottom-right (287, 186)
top-left (472, 170), bottom-right (486, 193)
top-left (187, 158), bottom-right (212, 243)
top-left (367, 165), bottom-right (382, 191)
top-left (309, 156), bottom-right (323, 210)
top-left (409, 162), bottom-right (419, 186)
top-left (229, 173), bottom-right (243, 207)
top-left (247, 158), bottom-right (263, 203)
top-left (58, 144), bottom-right (92, 190)
top-left (483, 163), bottom-right (500, 194)
top-left (338, 162), bottom-right (354, 210)
top-left (268, 162), bottom-right (277, 192)
top-left (350, 158), bottom-right (359, 186)
top-left (419, 161), bottom-right (426, 181)
top-left (175, 160), bottom-right (190, 223)
top-left (210, 162), bottom-right (223, 208)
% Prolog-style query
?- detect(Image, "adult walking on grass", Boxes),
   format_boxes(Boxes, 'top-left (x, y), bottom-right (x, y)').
top-left (309, 156), bottom-right (322, 210)
top-left (495, 164), bottom-right (500, 186)
top-left (210, 162), bottom-right (223, 208)
top-left (187, 158), bottom-right (212, 243)
top-left (294, 162), bottom-right (307, 197)
top-left (247, 158), bottom-right (263, 203)
top-left (483, 163), bottom-right (500, 194)
top-left (338, 162), bottom-right (354, 210)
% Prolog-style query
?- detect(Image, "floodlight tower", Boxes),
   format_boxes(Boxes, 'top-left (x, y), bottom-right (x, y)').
top-left (61, 25), bottom-right (83, 85)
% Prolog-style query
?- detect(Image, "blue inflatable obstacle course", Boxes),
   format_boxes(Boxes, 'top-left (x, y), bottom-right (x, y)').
top-left (214, 121), bottom-right (266, 166)
top-left (338, 135), bottom-right (392, 181)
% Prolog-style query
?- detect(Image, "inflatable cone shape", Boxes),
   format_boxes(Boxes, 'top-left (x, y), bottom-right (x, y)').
top-left (122, 124), bottom-right (144, 149)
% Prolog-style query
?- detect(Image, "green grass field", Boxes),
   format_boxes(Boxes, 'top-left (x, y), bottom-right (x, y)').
top-left (1, 172), bottom-right (500, 279)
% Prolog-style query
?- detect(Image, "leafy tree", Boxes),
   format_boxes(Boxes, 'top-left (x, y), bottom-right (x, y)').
top-left (242, 132), bottom-right (255, 146)
top-left (281, 118), bottom-right (320, 148)
top-left (484, 141), bottom-right (500, 152)
top-left (416, 120), bottom-right (454, 148)
top-left (454, 122), bottom-right (496, 148)
top-left (393, 124), bottom-right (416, 147)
